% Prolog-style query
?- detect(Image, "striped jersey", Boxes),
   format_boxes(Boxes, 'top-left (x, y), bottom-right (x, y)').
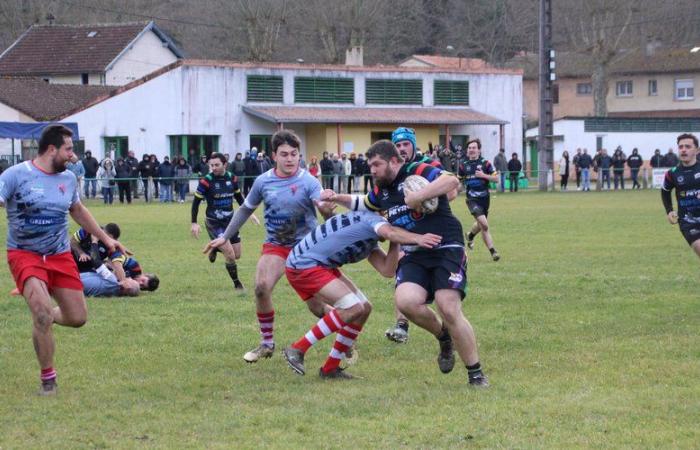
top-left (194, 172), bottom-right (244, 222)
top-left (286, 211), bottom-right (387, 269)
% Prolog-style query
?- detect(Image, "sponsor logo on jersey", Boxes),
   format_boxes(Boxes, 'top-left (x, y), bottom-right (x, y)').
top-left (448, 272), bottom-right (463, 283)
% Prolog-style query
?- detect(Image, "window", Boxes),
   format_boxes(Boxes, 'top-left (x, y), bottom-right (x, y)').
top-left (365, 79), bottom-right (422, 105)
top-left (250, 135), bottom-right (272, 156)
top-left (616, 80), bottom-right (633, 97)
top-left (168, 135), bottom-right (219, 159)
top-left (247, 75), bottom-right (283, 102)
top-left (675, 79), bottom-right (694, 100)
top-left (648, 79), bottom-right (657, 96)
top-left (434, 80), bottom-right (469, 105)
top-left (104, 136), bottom-right (129, 158)
top-left (552, 84), bottom-right (559, 104)
top-left (576, 83), bottom-right (592, 95)
top-left (584, 117), bottom-right (700, 133)
top-left (294, 77), bottom-right (354, 103)
top-left (81, 73), bottom-right (89, 85)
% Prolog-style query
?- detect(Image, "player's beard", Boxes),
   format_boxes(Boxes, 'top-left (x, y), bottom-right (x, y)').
top-left (52, 158), bottom-right (68, 173)
top-left (373, 167), bottom-right (394, 188)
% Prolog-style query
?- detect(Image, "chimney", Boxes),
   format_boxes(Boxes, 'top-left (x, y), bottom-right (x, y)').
top-left (645, 38), bottom-right (661, 57)
top-left (345, 46), bottom-right (364, 66)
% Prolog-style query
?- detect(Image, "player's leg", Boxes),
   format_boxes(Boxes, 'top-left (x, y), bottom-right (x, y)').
top-left (692, 239), bottom-right (700, 259)
top-left (395, 282), bottom-right (442, 337)
top-left (433, 289), bottom-right (487, 386)
top-left (243, 253), bottom-right (286, 362)
top-left (476, 214), bottom-right (499, 261)
top-left (22, 277), bottom-right (59, 395)
top-left (220, 240), bottom-right (244, 290)
top-left (51, 287), bottom-right (87, 328)
top-left (385, 302), bottom-right (410, 344)
top-left (465, 221), bottom-right (480, 250)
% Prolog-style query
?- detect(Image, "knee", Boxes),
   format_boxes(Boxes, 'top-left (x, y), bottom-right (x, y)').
top-left (254, 282), bottom-right (271, 300)
top-left (68, 315), bottom-right (87, 328)
top-left (479, 222), bottom-right (489, 232)
top-left (34, 309), bottom-right (54, 331)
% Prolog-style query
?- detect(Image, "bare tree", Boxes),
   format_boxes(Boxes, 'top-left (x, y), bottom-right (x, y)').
top-left (234, 0), bottom-right (289, 62)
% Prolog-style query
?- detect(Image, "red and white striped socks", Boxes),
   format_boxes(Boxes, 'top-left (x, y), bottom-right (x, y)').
top-left (41, 367), bottom-right (56, 383)
top-left (321, 323), bottom-right (362, 374)
top-left (257, 310), bottom-right (275, 347)
top-left (291, 309), bottom-right (347, 353)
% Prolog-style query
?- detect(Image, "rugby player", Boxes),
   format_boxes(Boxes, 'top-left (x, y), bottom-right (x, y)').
top-left (204, 130), bottom-right (335, 363)
top-left (191, 152), bottom-right (259, 290)
top-left (323, 140), bottom-right (489, 386)
top-left (282, 211), bottom-right (441, 379)
top-left (0, 124), bottom-right (124, 395)
top-left (459, 138), bottom-right (500, 261)
top-left (661, 133), bottom-right (700, 259)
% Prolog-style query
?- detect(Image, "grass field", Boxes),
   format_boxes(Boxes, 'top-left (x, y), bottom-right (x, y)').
top-left (1, 189), bottom-right (699, 449)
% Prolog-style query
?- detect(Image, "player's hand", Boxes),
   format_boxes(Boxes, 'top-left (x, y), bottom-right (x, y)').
top-left (315, 199), bottom-right (337, 216)
top-left (667, 211), bottom-right (678, 224)
top-left (203, 237), bottom-right (226, 254)
top-left (320, 189), bottom-right (337, 202)
top-left (103, 236), bottom-right (130, 256)
top-left (78, 253), bottom-right (91, 262)
top-left (475, 169), bottom-right (486, 179)
top-left (403, 190), bottom-right (424, 212)
top-left (250, 214), bottom-right (260, 226)
top-left (191, 223), bottom-right (200, 238)
top-left (416, 233), bottom-right (442, 249)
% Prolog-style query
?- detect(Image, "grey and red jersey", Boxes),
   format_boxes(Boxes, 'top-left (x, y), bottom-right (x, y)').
top-left (244, 168), bottom-right (322, 247)
top-left (0, 161), bottom-right (80, 254)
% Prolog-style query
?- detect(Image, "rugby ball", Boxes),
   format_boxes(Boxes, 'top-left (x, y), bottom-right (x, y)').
top-left (404, 175), bottom-right (439, 214)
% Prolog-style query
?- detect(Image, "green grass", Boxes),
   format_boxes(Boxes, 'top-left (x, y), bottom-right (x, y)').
top-left (1, 190), bottom-right (699, 449)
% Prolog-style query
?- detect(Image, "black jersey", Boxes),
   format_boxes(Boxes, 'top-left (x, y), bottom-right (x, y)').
top-left (459, 157), bottom-right (495, 200)
top-left (363, 162), bottom-right (463, 248)
top-left (194, 172), bottom-right (244, 222)
top-left (662, 162), bottom-right (700, 229)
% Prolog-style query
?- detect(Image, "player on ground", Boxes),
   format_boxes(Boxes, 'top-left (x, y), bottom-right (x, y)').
top-left (661, 133), bottom-right (700, 259)
top-left (459, 138), bottom-right (501, 261)
top-left (192, 152), bottom-right (259, 290)
top-left (204, 129), bottom-right (335, 363)
top-left (324, 140), bottom-right (489, 386)
top-left (282, 211), bottom-right (442, 379)
top-left (0, 124), bottom-right (124, 395)
top-left (384, 127), bottom-right (451, 344)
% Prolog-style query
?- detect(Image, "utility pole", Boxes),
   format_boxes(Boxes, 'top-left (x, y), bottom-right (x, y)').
top-left (538, 0), bottom-right (554, 191)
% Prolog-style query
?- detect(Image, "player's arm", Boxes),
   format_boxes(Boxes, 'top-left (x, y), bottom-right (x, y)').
top-left (404, 172), bottom-right (459, 211)
top-left (475, 162), bottom-right (499, 182)
top-left (320, 189), bottom-right (381, 213)
top-left (203, 204), bottom-right (256, 253)
top-left (375, 222), bottom-right (442, 248)
top-left (191, 194), bottom-right (204, 238)
top-left (661, 171), bottom-right (677, 224)
top-left (69, 202), bottom-right (126, 255)
top-left (70, 230), bottom-right (90, 262)
top-left (367, 242), bottom-right (401, 278)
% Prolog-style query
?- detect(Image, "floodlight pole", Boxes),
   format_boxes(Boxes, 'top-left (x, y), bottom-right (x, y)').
top-left (538, 0), bottom-right (554, 191)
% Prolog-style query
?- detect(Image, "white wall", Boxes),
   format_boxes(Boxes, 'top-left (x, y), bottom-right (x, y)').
top-left (526, 119), bottom-right (687, 161)
top-left (0, 102), bottom-right (35, 156)
top-left (107, 30), bottom-right (178, 86)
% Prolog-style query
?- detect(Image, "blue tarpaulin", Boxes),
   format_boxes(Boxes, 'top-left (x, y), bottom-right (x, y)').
top-left (0, 122), bottom-right (79, 140)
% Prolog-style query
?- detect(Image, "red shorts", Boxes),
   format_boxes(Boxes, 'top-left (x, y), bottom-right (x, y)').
top-left (285, 266), bottom-right (341, 300)
top-left (7, 250), bottom-right (83, 294)
top-left (261, 243), bottom-right (292, 259)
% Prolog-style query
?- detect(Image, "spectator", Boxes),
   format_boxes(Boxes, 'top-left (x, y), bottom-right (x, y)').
top-left (126, 150), bottom-right (140, 199)
top-left (662, 148), bottom-right (679, 167)
top-left (507, 152), bottom-right (522, 192)
top-left (598, 149), bottom-right (612, 189)
top-left (138, 154), bottom-right (154, 202)
top-left (612, 149), bottom-right (626, 190)
top-left (319, 151), bottom-right (333, 189)
top-left (572, 148), bottom-right (582, 189)
top-left (439, 145), bottom-right (454, 172)
top-left (308, 156), bottom-right (320, 178)
top-left (332, 153), bottom-right (343, 191)
top-left (349, 152), bottom-right (360, 193)
top-left (299, 155), bottom-right (307, 169)
top-left (244, 150), bottom-right (260, 195)
top-left (559, 151), bottom-right (570, 191)
top-left (577, 148), bottom-right (593, 191)
top-left (97, 158), bottom-right (116, 204)
top-left (174, 157), bottom-right (192, 203)
top-left (157, 156), bottom-right (174, 203)
top-left (650, 149), bottom-right (664, 168)
top-left (627, 148), bottom-right (643, 189)
top-left (188, 148), bottom-right (198, 168)
top-left (341, 153), bottom-right (352, 193)
top-left (362, 152), bottom-right (373, 193)
top-left (231, 152), bottom-right (246, 179)
top-left (150, 155), bottom-right (160, 199)
top-left (256, 151), bottom-right (271, 174)
top-left (115, 157), bottom-right (132, 204)
top-left (66, 154), bottom-right (85, 197)
top-left (493, 148), bottom-right (508, 193)
top-left (82, 150), bottom-right (99, 198)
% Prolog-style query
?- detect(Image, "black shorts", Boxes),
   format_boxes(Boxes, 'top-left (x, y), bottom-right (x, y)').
top-left (467, 197), bottom-right (490, 218)
top-left (396, 247), bottom-right (467, 302)
top-left (680, 226), bottom-right (700, 246)
top-left (205, 218), bottom-right (240, 244)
